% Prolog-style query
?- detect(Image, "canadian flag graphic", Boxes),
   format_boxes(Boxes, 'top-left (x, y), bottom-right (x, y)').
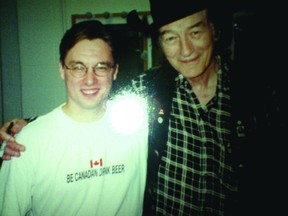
top-left (90, 158), bottom-right (103, 168)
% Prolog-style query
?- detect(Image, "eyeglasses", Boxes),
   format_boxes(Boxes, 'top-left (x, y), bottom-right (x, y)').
top-left (64, 62), bottom-right (115, 78)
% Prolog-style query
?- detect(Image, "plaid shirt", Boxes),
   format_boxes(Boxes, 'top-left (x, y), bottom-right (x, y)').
top-left (132, 56), bottom-right (237, 216)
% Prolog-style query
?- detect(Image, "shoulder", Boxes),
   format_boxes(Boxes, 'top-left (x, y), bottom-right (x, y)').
top-left (144, 62), bottom-right (177, 81)
top-left (132, 62), bottom-right (177, 89)
top-left (132, 65), bottom-right (162, 85)
top-left (17, 106), bottom-right (62, 139)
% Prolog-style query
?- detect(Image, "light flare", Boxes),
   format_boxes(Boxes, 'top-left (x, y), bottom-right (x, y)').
top-left (108, 91), bottom-right (148, 135)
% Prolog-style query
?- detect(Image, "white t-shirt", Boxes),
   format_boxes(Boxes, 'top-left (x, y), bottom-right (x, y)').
top-left (0, 100), bottom-right (148, 216)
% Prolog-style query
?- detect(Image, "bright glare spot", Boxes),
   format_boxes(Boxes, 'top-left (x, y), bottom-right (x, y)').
top-left (108, 92), bottom-right (148, 135)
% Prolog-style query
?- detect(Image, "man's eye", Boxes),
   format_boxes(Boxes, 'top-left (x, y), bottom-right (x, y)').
top-left (190, 31), bottom-right (200, 37)
top-left (162, 36), bottom-right (177, 45)
top-left (73, 65), bottom-right (85, 71)
top-left (96, 65), bottom-right (109, 72)
top-left (166, 37), bottom-right (176, 42)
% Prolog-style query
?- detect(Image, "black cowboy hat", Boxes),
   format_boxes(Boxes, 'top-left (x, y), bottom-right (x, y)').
top-left (127, 0), bottom-right (210, 36)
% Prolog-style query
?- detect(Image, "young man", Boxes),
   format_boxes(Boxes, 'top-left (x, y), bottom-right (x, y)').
top-left (1, 0), bottom-right (286, 215)
top-left (0, 20), bottom-right (148, 216)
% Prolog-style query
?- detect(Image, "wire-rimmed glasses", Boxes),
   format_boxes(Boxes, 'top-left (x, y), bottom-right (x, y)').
top-left (64, 62), bottom-right (115, 78)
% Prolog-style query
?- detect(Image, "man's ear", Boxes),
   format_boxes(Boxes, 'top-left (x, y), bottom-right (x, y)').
top-left (211, 23), bottom-right (221, 42)
top-left (214, 30), bottom-right (221, 42)
top-left (59, 62), bottom-right (65, 80)
top-left (113, 64), bottom-right (119, 80)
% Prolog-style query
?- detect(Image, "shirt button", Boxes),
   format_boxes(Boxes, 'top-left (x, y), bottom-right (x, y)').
top-left (158, 116), bottom-right (163, 124)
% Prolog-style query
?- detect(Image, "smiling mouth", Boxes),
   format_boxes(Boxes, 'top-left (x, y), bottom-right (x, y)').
top-left (180, 56), bottom-right (199, 64)
top-left (81, 89), bottom-right (99, 95)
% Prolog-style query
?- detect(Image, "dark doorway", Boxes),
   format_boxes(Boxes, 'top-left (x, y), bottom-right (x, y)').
top-left (106, 24), bottom-right (146, 94)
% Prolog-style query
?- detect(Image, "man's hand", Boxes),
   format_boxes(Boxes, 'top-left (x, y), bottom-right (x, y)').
top-left (0, 119), bottom-right (27, 160)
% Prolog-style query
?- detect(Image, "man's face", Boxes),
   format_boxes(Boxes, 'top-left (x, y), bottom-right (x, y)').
top-left (159, 9), bottom-right (215, 78)
top-left (60, 39), bottom-right (118, 114)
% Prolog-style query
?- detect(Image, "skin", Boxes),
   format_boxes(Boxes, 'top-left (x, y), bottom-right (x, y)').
top-left (159, 9), bottom-right (218, 106)
top-left (60, 39), bottom-right (118, 122)
top-left (0, 38), bottom-right (118, 160)
top-left (0, 119), bottom-right (27, 159)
